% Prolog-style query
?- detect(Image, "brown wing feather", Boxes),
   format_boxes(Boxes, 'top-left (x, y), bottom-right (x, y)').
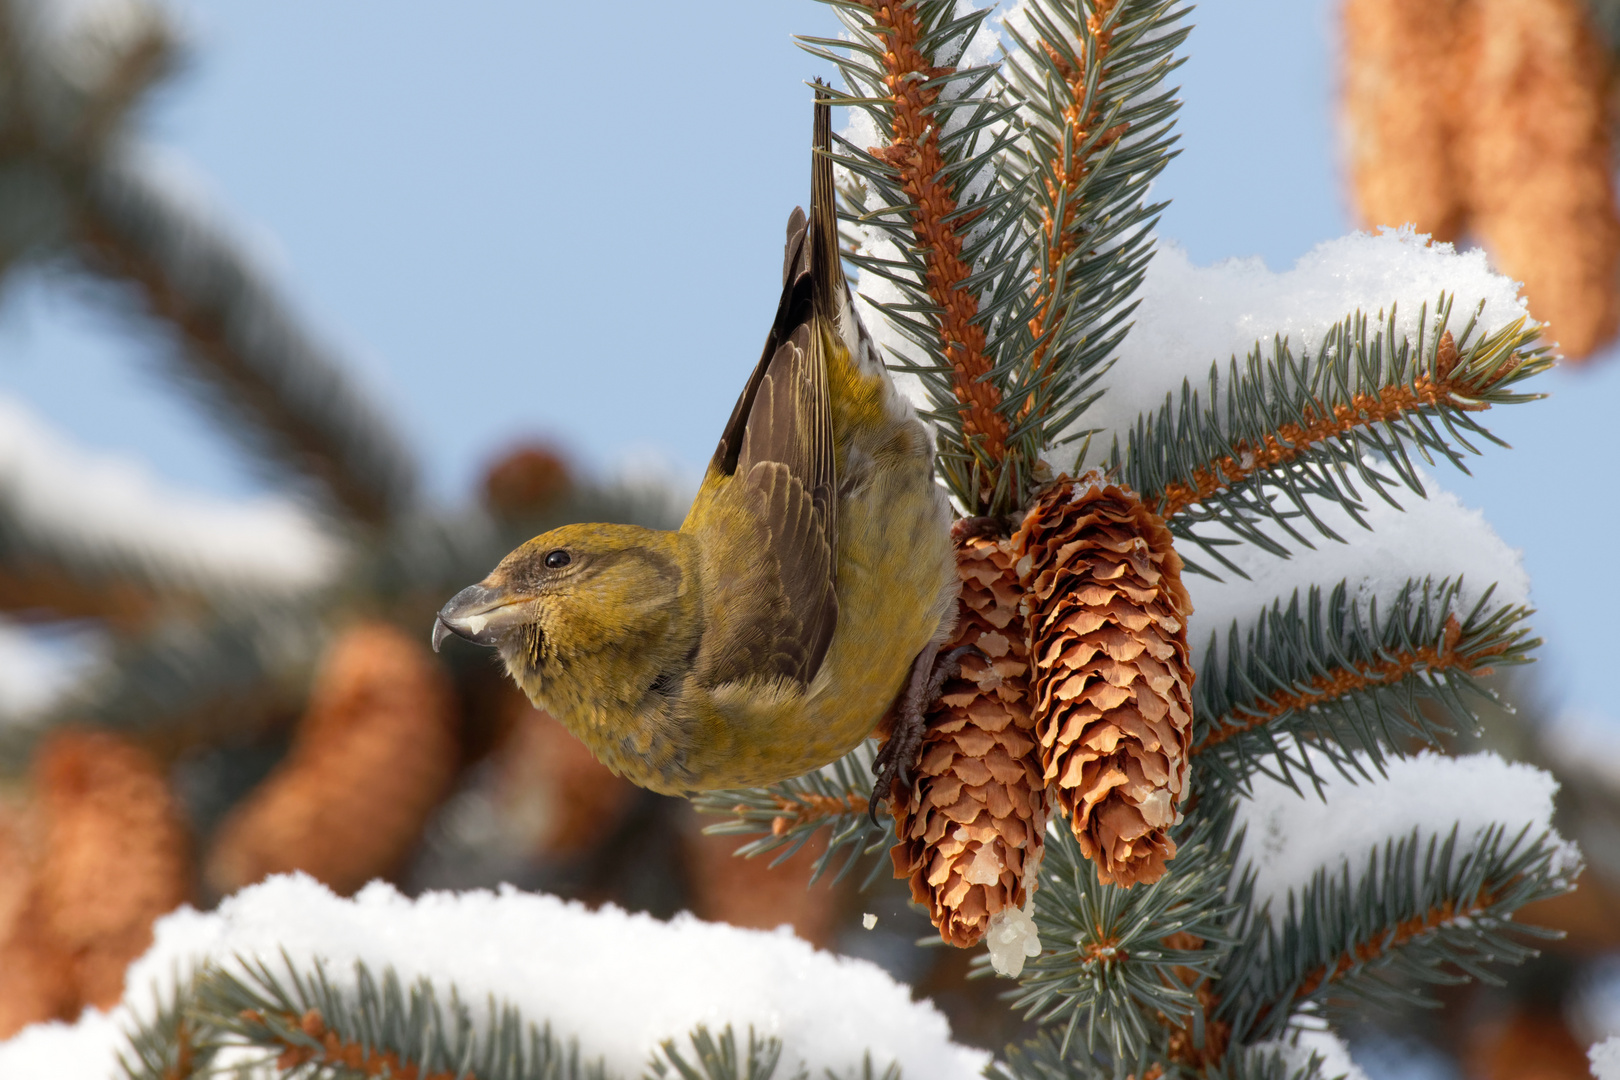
top-left (695, 93), bottom-right (844, 688)
top-left (710, 208), bottom-right (809, 478)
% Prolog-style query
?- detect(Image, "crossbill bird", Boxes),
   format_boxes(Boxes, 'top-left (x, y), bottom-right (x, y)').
top-left (433, 89), bottom-right (959, 810)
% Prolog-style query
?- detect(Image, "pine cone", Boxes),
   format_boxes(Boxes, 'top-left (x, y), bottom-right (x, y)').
top-left (483, 443), bottom-right (572, 518)
top-left (494, 690), bottom-right (638, 859)
top-left (683, 812), bottom-right (840, 947)
top-left (1342, 0), bottom-right (1467, 243)
top-left (32, 730), bottom-right (190, 1008)
top-left (1457, 0), bottom-right (1620, 361)
top-left (1014, 475), bottom-right (1193, 888)
top-left (889, 519), bottom-right (1047, 949)
top-left (1465, 1008), bottom-right (1590, 1080)
top-left (0, 807), bottom-right (75, 1038)
top-left (205, 622), bottom-right (458, 897)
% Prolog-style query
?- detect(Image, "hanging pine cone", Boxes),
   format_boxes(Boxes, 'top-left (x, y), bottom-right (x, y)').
top-left (0, 807), bottom-right (75, 1038)
top-left (1341, 0), bottom-right (1466, 243)
top-left (1457, 0), bottom-right (1620, 360)
top-left (32, 730), bottom-right (191, 1008)
top-left (205, 622), bottom-right (458, 898)
top-left (1014, 474), bottom-right (1193, 889)
top-left (888, 519), bottom-right (1047, 955)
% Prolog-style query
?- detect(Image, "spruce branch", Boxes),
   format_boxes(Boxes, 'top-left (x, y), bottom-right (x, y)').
top-left (1113, 299), bottom-right (1548, 575)
top-left (0, 550), bottom-right (160, 624)
top-left (649, 1026), bottom-right (802, 1080)
top-left (187, 953), bottom-right (610, 1080)
top-left (996, 0), bottom-right (1188, 478)
top-left (0, 486), bottom-right (336, 625)
top-left (72, 153), bottom-right (420, 527)
top-left (1006, 818), bottom-right (1239, 1064)
top-left (985, 1029), bottom-right (1116, 1080)
top-left (1191, 577), bottom-right (1537, 794)
top-left (129, 954), bottom-right (893, 1080)
top-left (0, 0), bottom-right (417, 527)
top-left (116, 973), bottom-right (213, 1080)
top-left (988, 1032), bottom-right (1337, 1080)
top-left (815, 0), bottom-right (1188, 515)
top-left (806, 0), bottom-right (1019, 512)
top-left (0, 602), bottom-right (325, 774)
top-left (692, 740), bottom-right (890, 888)
top-left (1219, 824), bottom-right (1574, 1043)
top-left (1201, 1044), bottom-right (1337, 1080)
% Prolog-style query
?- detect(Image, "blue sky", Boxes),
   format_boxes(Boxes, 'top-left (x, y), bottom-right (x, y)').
top-left (2, 0), bottom-right (1616, 724)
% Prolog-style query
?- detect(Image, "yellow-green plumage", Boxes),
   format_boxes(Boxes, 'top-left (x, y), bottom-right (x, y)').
top-left (433, 93), bottom-right (957, 795)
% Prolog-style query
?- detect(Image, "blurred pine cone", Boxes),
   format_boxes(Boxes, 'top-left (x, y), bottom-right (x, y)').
top-left (1465, 1008), bottom-right (1590, 1080)
top-left (483, 443), bottom-right (572, 518)
top-left (1342, 0), bottom-right (1467, 244)
top-left (1456, 0), bottom-right (1620, 360)
top-left (1014, 476), bottom-right (1193, 889)
top-left (33, 730), bottom-right (190, 1008)
top-left (493, 692), bottom-right (638, 859)
top-left (683, 811), bottom-right (839, 947)
top-left (205, 622), bottom-right (458, 897)
top-left (0, 807), bottom-right (75, 1037)
top-left (1342, 0), bottom-right (1620, 360)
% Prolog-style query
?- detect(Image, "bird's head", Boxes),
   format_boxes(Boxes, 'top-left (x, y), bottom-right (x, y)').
top-left (432, 522), bottom-right (695, 698)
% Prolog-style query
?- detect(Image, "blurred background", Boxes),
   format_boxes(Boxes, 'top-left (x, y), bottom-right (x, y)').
top-left (0, 0), bottom-right (1618, 1075)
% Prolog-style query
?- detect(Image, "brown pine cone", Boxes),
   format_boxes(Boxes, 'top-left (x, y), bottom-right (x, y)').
top-left (1457, 0), bottom-right (1620, 361)
top-left (32, 730), bottom-right (191, 1008)
top-left (889, 519), bottom-right (1047, 953)
top-left (1465, 1008), bottom-right (1590, 1080)
top-left (1342, 0), bottom-right (1467, 243)
top-left (205, 622), bottom-right (458, 897)
top-left (0, 805), bottom-right (76, 1038)
top-left (483, 443), bottom-right (572, 518)
top-left (1014, 475), bottom-right (1193, 889)
top-left (682, 811), bottom-right (840, 948)
top-left (493, 690), bottom-right (639, 859)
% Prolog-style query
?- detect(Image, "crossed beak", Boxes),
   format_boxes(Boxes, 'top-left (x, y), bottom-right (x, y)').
top-left (432, 583), bottom-right (524, 652)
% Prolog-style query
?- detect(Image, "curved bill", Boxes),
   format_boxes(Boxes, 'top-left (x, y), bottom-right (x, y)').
top-left (431, 583), bottom-right (512, 652)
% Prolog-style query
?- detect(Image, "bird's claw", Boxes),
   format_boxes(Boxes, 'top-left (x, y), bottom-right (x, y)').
top-left (867, 642), bottom-right (984, 824)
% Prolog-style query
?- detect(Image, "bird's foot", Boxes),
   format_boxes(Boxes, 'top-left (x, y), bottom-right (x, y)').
top-left (950, 515), bottom-right (1006, 543)
top-left (869, 641), bottom-right (982, 823)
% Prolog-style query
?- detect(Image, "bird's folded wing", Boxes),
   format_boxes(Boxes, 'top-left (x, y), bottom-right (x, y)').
top-left (696, 311), bottom-right (839, 690)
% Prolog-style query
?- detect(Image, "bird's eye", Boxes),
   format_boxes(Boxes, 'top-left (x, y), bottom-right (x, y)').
top-left (543, 549), bottom-right (571, 569)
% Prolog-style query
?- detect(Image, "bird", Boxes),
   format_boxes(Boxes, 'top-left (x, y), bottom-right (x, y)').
top-left (433, 86), bottom-right (959, 810)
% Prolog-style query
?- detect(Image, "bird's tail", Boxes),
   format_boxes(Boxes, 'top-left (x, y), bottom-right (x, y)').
top-left (811, 82), bottom-right (846, 323)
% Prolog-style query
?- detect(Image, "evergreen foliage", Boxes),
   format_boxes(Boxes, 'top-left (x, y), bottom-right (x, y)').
top-left (0, 0), bottom-right (1582, 1075)
top-left (807, 0), bottom-right (1187, 515)
top-left (113, 956), bottom-right (899, 1080)
top-left (1113, 301), bottom-right (1548, 577)
top-left (1192, 576), bottom-right (1537, 793)
top-left (707, 1), bottom-right (1572, 1077)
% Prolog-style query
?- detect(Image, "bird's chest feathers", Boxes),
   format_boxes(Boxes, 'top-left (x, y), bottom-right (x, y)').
top-left (506, 596), bottom-right (698, 790)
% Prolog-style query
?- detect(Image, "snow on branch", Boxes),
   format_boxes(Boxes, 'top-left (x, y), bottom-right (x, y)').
top-left (0, 393), bottom-right (343, 614)
top-left (0, 874), bottom-right (991, 1080)
top-left (1230, 749), bottom-right (1578, 925)
top-left (1183, 461), bottom-right (1529, 658)
top-left (0, 617), bottom-right (100, 721)
top-left (1067, 229), bottom-right (1540, 455)
top-left (1118, 301), bottom-right (1543, 570)
top-left (1593, 1036), bottom-right (1620, 1080)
